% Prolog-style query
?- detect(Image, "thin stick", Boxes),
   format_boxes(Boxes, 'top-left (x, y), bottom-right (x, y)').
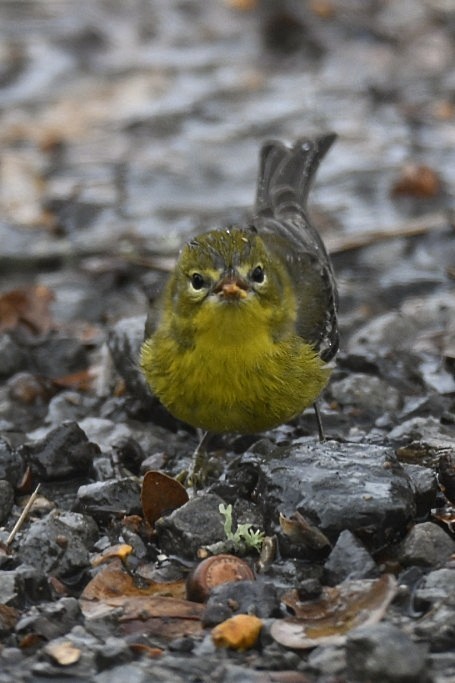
top-left (326, 211), bottom-right (451, 255)
top-left (6, 483), bottom-right (41, 547)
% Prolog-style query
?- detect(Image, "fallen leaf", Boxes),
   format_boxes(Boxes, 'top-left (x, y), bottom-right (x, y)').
top-left (141, 470), bottom-right (188, 528)
top-left (80, 559), bottom-right (204, 640)
top-left (212, 614), bottom-right (263, 650)
top-left (0, 285), bottom-right (54, 335)
top-left (271, 574), bottom-right (397, 649)
top-left (44, 641), bottom-right (81, 666)
top-left (391, 164), bottom-right (441, 198)
top-left (81, 558), bottom-right (186, 605)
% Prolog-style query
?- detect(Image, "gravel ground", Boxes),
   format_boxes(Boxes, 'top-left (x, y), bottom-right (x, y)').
top-left (1, 1), bottom-right (454, 682)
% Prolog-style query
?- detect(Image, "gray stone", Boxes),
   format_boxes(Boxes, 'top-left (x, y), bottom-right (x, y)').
top-left (330, 373), bottom-right (401, 413)
top-left (0, 436), bottom-right (24, 487)
top-left (402, 464), bottom-right (438, 517)
top-left (16, 597), bottom-right (82, 641)
top-left (0, 479), bottom-right (14, 524)
top-left (324, 529), bottom-right (377, 585)
top-left (0, 334), bottom-right (28, 378)
top-left (346, 622), bottom-right (428, 682)
top-left (18, 510), bottom-right (98, 578)
top-left (77, 478), bottom-right (141, 517)
top-left (19, 421), bottom-right (99, 480)
top-left (155, 493), bottom-right (226, 559)
top-left (398, 522), bottom-right (455, 568)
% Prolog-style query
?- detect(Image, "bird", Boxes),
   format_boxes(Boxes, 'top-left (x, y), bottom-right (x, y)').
top-left (140, 134), bottom-right (339, 486)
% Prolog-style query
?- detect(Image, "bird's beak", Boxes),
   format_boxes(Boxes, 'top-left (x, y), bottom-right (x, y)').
top-left (213, 273), bottom-right (249, 300)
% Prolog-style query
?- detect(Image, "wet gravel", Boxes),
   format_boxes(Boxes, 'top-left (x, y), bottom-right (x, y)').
top-left (1, 1), bottom-right (455, 681)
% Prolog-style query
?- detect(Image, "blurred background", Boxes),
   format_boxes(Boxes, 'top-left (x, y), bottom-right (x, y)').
top-left (0, 0), bottom-right (454, 333)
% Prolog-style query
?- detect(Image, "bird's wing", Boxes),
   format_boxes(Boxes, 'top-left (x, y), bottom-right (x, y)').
top-left (254, 135), bottom-right (339, 361)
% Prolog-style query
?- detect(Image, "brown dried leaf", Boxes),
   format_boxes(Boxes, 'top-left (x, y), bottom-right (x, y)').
top-left (141, 470), bottom-right (188, 528)
top-left (81, 558), bottom-right (186, 606)
top-left (271, 574), bottom-right (397, 649)
top-left (80, 559), bottom-right (204, 640)
top-left (0, 285), bottom-right (54, 335)
top-left (391, 164), bottom-right (441, 198)
top-left (212, 614), bottom-right (263, 650)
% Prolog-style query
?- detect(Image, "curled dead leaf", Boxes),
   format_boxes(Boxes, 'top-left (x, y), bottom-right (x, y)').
top-left (271, 574), bottom-right (397, 649)
top-left (212, 614), bottom-right (263, 650)
top-left (141, 470), bottom-right (188, 528)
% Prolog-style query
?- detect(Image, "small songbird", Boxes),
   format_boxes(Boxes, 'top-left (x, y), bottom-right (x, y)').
top-left (140, 135), bottom-right (339, 485)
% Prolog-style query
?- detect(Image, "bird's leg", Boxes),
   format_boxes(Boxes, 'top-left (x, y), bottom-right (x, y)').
top-left (186, 430), bottom-right (213, 491)
top-left (313, 402), bottom-right (325, 442)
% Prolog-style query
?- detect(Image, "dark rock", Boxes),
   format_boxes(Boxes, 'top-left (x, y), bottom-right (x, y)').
top-left (28, 336), bottom-right (88, 378)
top-left (397, 522), bottom-right (455, 568)
top-left (204, 580), bottom-right (280, 621)
top-left (323, 529), bottom-right (377, 585)
top-left (155, 494), bottom-right (226, 559)
top-left (0, 480), bottom-right (14, 524)
top-left (0, 565), bottom-right (51, 607)
top-left (256, 440), bottom-right (416, 552)
top-left (15, 597), bottom-right (82, 641)
top-left (19, 421), bottom-right (99, 481)
top-left (0, 436), bottom-right (25, 487)
top-left (402, 464), bottom-right (438, 517)
top-left (0, 334), bottom-right (28, 378)
top-left (18, 510), bottom-right (98, 579)
top-left (94, 635), bottom-right (132, 670)
top-left (414, 568), bottom-right (455, 651)
top-left (77, 478), bottom-right (142, 518)
top-left (346, 622), bottom-right (428, 682)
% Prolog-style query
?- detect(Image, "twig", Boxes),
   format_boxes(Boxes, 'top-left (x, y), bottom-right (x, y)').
top-left (326, 211), bottom-right (452, 254)
top-left (6, 483), bottom-right (41, 547)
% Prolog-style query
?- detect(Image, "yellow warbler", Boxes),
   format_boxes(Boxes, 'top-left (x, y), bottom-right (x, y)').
top-left (141, 135), bottom-right (338, 482)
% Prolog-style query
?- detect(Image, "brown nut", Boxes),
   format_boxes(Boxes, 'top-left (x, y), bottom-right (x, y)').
top-left (186, 554), bottom-right (255, 603)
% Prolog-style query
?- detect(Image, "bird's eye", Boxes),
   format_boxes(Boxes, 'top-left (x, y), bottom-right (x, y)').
top-left (251, 265), bottom-right (265, 283)
top-left (190, 272), bottom-right (205, 290)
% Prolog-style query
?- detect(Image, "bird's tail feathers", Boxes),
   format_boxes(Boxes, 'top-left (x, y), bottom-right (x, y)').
top-left (255, 134), bottom-right (336, 217)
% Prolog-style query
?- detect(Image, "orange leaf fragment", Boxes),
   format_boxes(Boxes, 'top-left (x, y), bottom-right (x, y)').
top-left (91, 543), bottom-right (133, 567)
top-left (141, 470), bottom-right (188, 528)
top-left (212, 614), bottom-right (263, 651)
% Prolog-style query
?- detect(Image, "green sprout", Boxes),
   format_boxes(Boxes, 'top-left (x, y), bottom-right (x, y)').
top-left (219, 503), bottom-right (265, 553)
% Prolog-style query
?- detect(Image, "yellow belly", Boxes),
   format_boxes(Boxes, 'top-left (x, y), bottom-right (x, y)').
top-left (141, 327), bottom-right (329, 434)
